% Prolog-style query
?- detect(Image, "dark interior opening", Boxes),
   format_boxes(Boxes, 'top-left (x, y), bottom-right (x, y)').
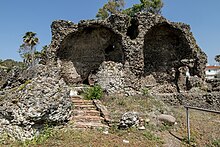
top-left (126, 19), bottom-right (139, 40)
top-left (144, 23), bottom-right (193, 83)
top-left (58, 26), bottom-right (125, 84)
top-left (105, 44), bottom-right (124, 62)
top-left (82, 78), bottom-right (89, 85)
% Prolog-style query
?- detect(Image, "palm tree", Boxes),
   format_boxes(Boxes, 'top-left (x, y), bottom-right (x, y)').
top-left (22, 32), bottom-right (39, 66)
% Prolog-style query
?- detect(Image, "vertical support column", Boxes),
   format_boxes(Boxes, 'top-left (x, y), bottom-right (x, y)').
top-left (186, 107), bottom-right (190, 144)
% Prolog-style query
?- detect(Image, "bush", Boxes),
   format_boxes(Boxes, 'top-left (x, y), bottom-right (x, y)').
top-left (142, 87), bottom-right (149, 96)
top-left (84, 85), bottom-right (103, 100)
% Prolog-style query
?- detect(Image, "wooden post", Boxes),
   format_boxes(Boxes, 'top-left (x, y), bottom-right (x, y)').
top-left (186, 107), bottom-right (190, 144)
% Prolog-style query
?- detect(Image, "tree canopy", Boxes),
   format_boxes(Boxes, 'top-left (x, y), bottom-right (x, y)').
top-left (19, 32), bottom-right (39, 66)
top-left (0, 59), bottom-right (25, 71)
top-left (123, 0), bottom-right (163, 17)
top-left (96, 0), bottom-right (125, 19)
top-left (215, 55), bottom-right (220, 64)
top-left (96, 0), bottom-right (164, 19)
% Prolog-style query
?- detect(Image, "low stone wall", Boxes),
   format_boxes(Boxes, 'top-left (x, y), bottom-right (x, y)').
top-left (206, 78), bottom-right (220, 92)
top-left (154, 92), bottom-right (220, 111)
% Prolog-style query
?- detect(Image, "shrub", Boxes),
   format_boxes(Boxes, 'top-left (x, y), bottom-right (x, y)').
top-left (84, 84), bottom-right (103, 100)
top-left (142, 87), bottom-right (149, 96)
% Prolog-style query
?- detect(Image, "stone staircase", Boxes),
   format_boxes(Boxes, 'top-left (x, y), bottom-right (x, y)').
top-left (70, 96), bottom-right (109, 129)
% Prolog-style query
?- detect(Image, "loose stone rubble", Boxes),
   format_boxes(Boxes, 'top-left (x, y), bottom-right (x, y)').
top-left (118, 112), bottom-right (140, 129)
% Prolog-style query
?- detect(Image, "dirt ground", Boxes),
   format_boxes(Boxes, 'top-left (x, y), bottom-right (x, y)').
top-left (1, 96), bottom-right (220, 147)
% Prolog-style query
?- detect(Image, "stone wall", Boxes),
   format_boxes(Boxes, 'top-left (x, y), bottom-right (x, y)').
top-left (47, 12), bottom-right (207, 95)
top-left (154, 92), bottom-right (220, 111)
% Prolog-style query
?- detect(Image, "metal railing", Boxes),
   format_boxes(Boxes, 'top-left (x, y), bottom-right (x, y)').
top-left (184, 105), bottom-right (220, 144)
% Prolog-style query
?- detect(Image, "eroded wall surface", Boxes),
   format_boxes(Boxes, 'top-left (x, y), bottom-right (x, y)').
top-left (48, 13), bottom-right (207, 95)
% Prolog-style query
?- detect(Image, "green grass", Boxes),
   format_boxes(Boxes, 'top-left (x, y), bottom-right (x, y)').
top-left (211, 139), bottom-right (220, 147)
top-left (17, 80), bottom-right (32, 91)
top-left (0, 125), bottom-right (54, 147)
top-left (142, 131), bottom-right (162, 142)
top-left (6, 128), bottom-right (164, 147)
top-left (22, 125), bottom-right (53, 146)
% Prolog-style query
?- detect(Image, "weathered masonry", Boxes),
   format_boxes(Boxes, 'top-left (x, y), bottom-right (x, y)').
top-left (48, 13), bottom-right (207, 95)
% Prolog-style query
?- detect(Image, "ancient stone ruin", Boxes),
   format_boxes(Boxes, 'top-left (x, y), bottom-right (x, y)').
top-left (48, 12), bottom-right (207, 95)
top-left (0, 12), bottom-right (219, 141)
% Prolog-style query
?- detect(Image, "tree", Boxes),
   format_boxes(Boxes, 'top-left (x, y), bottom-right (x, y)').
top-left (123, 0), bottom-right (163, 17)
top-left (19, 32), bottom-right (39, 66)
top-left (0, 59), bottom-right (26, 71)
top-left (147, 0), bottom-right (163, 14)
top-left (96, 0), bottom-right (125, 19)
top-left (96, 0), bottom-right (163, 19)
top-left (37, 45), bottom-right (48, 65)
top-left (215, 55), bottom-right (220, 64)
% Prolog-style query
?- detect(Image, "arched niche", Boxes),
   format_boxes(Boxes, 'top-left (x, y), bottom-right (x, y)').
top-left (57, 26), bottom-right (124, 83)
top-left (144, 23), bottom-right (193, 83)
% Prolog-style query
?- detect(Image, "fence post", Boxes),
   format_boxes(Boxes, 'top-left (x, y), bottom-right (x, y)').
top-left (184, 106), bottom-right (220, 145)
top-left (186, 107), bottom-right (190, 144)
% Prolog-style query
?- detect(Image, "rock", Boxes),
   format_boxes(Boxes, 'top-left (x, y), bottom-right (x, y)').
top-left (0, 67), bottom-right (24, 89)
top-left (0, 64), bottom-right (72, 140)
top-left (123, 139), bottom-right (129, 144)
top-left (145, 118), bottom-right (150, 123)
top-left (119, 112), bottom-right (139, 129)
top-left (151, 83), bottom-right (178, 94)
top-left (138, 126), bottom-right (146, 130)
top-left (70, 90), bottom-right (78, 97)
top-left (206, 78), bottom-right (220, 92)
top-left (103, 130), bottom-right (109, 135)
top-left (158, 114), bottom-right (176, 125)
top-left (187, 75), bottom-right (205, 90)
top-left (93, 100), bottom-right (111, 122)
top-left (155, 92), bottom-right (220, 111)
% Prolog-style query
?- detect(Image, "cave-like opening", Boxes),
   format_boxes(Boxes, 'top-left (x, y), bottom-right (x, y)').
top-left (126, 18), bottom-right (139, 40)
top-left (144, 23), bottom-right (193, 84)
top-left (57, 27), bottom-right (124, 84)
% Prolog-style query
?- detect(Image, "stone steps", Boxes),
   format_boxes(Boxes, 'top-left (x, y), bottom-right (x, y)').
top-left (74, 104), bottom-right (97, 110)
top-left (70, 94), bottom-right (109, 129)
top-left (72, 99), bottom-right (93, 105)
top-left (72, 110), bottom-right (101, 116)
top-left (73, 115), bottom-right (104, 123)
top-left (73, 122), bottom-right (108, 129)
